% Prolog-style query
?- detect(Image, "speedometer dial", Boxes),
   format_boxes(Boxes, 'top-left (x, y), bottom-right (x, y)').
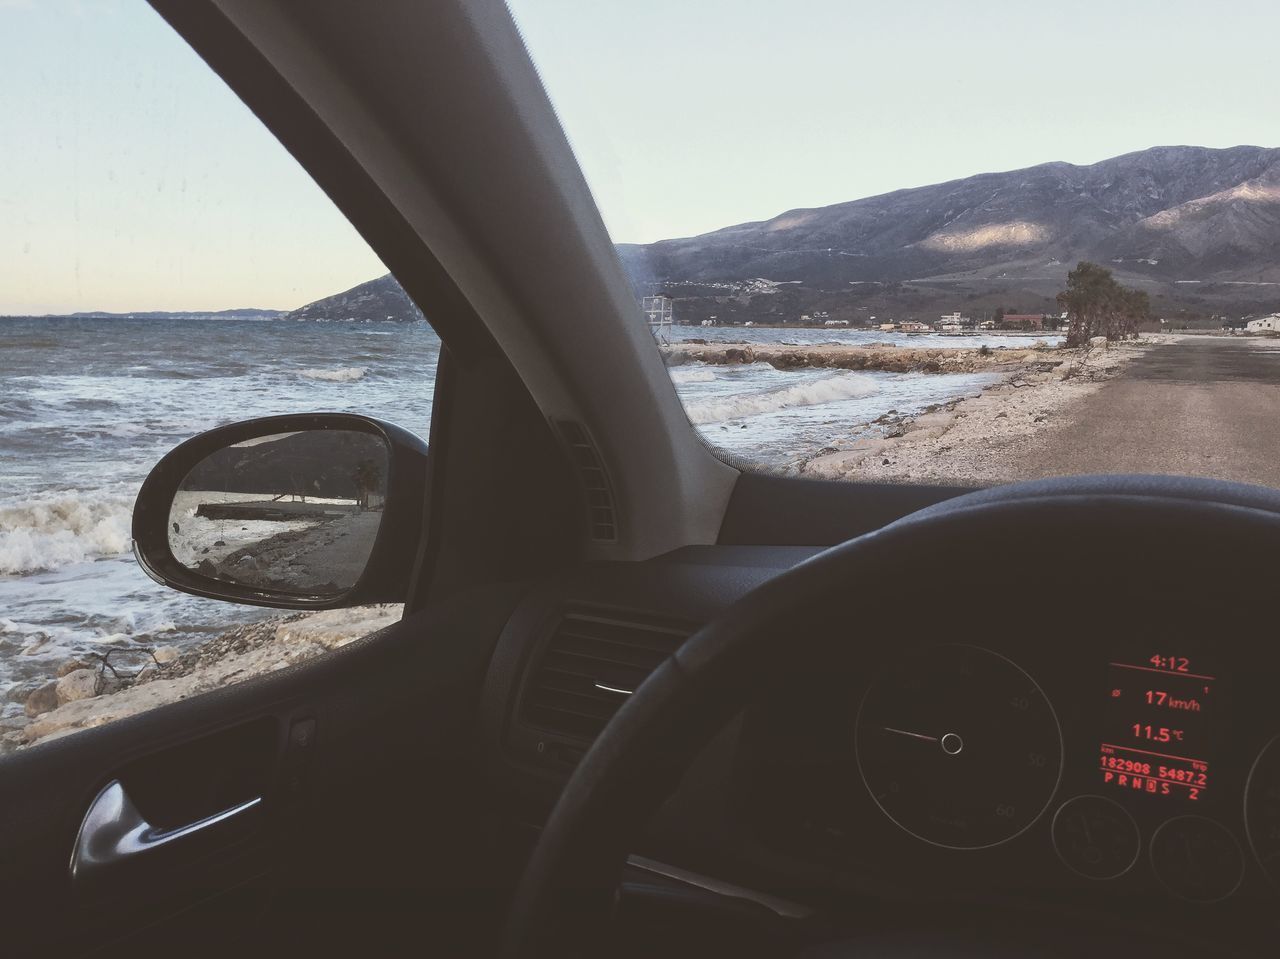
top-left (1245, 733), bottom-right (1280, 889)
top-left (855, 644), bottom-right (1063, 849)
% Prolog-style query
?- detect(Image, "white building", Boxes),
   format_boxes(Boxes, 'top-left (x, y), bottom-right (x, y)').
top-left (1246, 314), bottom-right (1280, 333)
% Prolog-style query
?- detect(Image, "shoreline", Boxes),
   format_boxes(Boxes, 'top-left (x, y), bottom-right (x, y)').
top-left (4, 604), bottom-right (402, 753)
top-left (661, 340), bottom-right (1056, 375)
top-left (672, 324), bottom-right (1059, 334)
top-left (795, 336), bottom-right (1167, 484)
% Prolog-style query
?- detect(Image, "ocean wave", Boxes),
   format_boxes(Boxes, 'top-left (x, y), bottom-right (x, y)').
top-left (0, 494), bottom-right (133, 575)
top-left (683, 373), bottom-right (880, 425)
top-left (668, 366), bottom-right (718, 385)
top-left (297, 366), bottom-right (369, 382)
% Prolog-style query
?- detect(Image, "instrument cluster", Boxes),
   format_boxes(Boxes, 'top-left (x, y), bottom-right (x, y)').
top-left (849, 642), bottom-right (1280, 903)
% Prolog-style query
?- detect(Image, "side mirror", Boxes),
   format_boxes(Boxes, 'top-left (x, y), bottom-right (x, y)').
top-left (132, 414), bottom-right (428, 609)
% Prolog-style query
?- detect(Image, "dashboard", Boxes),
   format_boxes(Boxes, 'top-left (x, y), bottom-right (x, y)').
top-left (481, 544), bottom-right (1280, 954)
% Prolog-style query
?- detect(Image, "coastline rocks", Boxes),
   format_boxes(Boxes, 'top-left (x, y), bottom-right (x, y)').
top-left (56, 668), bottom-right (99, 705)
top-left (274, 606), bottom-right (402, 651)
top-left (24, 681), bottom-right (59, 718)
top-left (56, 659), bottom-right (94, 678)
top-left (661, 342), bottom-right (1047, 375)
top-left (15, 605), bottom-right (403, 749)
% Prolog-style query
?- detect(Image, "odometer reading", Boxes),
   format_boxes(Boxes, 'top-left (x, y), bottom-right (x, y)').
top-left (855, 644), bottom-right (1063, 849)
top-left (1099, 654), bottom-right (1216, 801)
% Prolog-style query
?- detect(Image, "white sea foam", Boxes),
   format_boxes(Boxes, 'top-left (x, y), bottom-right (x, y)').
top-left (0, 494), bottom-right (133, 575)
top-left (683, 373), bottom-right (880, 425)
top-left (668, 366), bottom-right (718, 384)
top-left (297, 366), bottom-right (368, 382)
top-left (102, 423), bottom-right (149, 438)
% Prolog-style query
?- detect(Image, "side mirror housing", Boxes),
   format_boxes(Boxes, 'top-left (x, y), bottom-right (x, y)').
top-left (132, 413), bottom-right (428, 609)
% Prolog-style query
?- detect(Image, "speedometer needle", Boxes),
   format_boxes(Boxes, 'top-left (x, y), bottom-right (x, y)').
top-left (883, 727), bottom-right (939, 742)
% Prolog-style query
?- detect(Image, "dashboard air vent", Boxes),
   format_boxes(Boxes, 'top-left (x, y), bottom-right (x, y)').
top-left (521, 611), bottom-right (691, 741)
top-left (556, 420), bottom-right (618, 543)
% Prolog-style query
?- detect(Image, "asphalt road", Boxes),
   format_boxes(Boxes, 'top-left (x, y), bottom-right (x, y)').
top-left (1014, 338), bottom-right (1280, 488)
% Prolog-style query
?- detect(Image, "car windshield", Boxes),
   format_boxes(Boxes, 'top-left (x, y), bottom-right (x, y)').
top-left (508, 0), bottom-right (1280, 489)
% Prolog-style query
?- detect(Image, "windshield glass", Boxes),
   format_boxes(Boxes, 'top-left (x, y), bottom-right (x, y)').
top-left (508, 0), bottom-right (1280, 488)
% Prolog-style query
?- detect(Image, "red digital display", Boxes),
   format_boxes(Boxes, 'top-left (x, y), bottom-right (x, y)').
top-left (1099, 655), bottom-right (1215, 801)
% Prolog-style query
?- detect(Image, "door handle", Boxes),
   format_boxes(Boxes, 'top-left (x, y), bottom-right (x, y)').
top-left (70, 779), bottom-right (261, 881)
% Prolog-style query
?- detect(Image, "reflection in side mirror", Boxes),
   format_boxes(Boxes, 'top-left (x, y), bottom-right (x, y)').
top-left (132, 414), bottom-right (428, 610)
top-left (168, 430), bottom-right (390, 599)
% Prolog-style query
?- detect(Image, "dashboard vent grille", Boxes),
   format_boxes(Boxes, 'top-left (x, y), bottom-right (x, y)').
top-left (521, 612), bottom-right (691, 741)
top-left (556, 420), bottom-right (617, 543)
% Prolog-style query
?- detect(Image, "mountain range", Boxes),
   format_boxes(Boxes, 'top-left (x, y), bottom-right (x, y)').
top-left (618, 145), bottom-right (1280, 288)
top-left (287, 145), bottom-right (1280, 324)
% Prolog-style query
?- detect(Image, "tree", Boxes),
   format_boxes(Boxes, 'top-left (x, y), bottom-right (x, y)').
top-left (1056, 261), bottom-right (1147, 347)
top-left (1118, 288), bottom-right (1151, 339)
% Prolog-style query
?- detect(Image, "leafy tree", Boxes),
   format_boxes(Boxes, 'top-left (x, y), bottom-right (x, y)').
top-left (1056, 262), bottom-right (1148, 347)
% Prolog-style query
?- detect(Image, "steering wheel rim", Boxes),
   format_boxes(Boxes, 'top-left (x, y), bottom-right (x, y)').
top-left (502, 475), bottom-right (1280, 958)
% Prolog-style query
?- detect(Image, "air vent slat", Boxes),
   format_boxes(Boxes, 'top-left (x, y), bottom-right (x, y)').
top-left (524, 686), bottom-right (619, 717)
top-left (558, 619), bottom-right (687, 644)
top-left (535, 674), bottom-right (623, 702)
top-left (538, 659), bottom-right (647, 694)
top-left (555, 421), bottom-right (618, 543)
top-left (547, 640), bottom-right (668, 671)
top-left (540, 664), bottom-right (606, 683)
top-left (520, 612), bottom-right (694, 743)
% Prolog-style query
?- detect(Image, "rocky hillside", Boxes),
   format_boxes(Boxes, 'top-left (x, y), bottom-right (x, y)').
top-left (617, 145), bottom-right (1280, 289)
top-left (284, 273), bottom-right (425, 322)
top-left (288, 146), bottom-right (1280, 325)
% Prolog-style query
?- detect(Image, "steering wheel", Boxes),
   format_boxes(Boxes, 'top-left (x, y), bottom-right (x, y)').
top-left (502, 476), bottom-right (1280, 958)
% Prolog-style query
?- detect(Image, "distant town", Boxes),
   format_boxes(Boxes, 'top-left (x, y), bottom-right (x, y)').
top-left (640, 291), bottom-right (1280, 337)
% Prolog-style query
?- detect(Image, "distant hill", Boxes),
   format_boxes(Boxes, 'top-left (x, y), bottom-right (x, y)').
top-left (56, 308), bottom-right (284, 320)
top-left (283, 146), bottom-right (1280, 326)
top-left (283, 273), bottom-right (425, 322)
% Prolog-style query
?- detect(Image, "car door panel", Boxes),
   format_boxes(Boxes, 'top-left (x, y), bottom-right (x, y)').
top-left (0, 582), bottom-right (527, 957)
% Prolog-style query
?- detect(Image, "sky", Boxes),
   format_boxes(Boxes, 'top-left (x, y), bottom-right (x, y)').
top-left (2, 0), bottom-right (1279, 313)
top-left (0, 0), bottom-right (385, 314)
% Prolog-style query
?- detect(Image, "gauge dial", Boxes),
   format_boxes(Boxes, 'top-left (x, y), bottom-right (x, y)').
top-left (1150, 816), bottom-right (1243, 902)
top-left (855, 644), bottom-right (1062, 849)
top-left (1052, 795), bottom-right (1141, 880)
top-left (1244, 733), bottom-right (1280, 889)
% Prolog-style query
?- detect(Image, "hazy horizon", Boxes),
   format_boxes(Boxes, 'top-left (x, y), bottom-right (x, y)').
top-left (4, 0), bottom-right (1279, 313)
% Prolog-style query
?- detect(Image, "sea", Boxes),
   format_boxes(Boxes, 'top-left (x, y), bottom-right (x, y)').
top-left (0, 316), bottom-right (1060, 722)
